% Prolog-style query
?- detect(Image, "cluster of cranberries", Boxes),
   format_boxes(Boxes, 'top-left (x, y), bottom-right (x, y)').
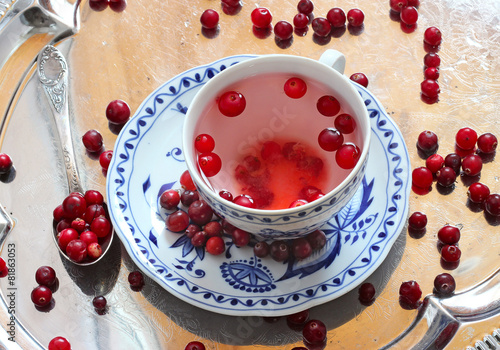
top-left (389, 0), bottom-right (420, 32)
top-left (412, 128), bottom-right (498, 204)
top-left (420, 27), bottom-right (443, 104)
top-left (31, 266), bottom-right (58, 309)
top-left (194, 134), bottom-right (222, 178)
top-left (88, 0), bottom-right (127, 13)
top-left (399, 272), bottom-right (456, 310)
top-left (53, 190), bottom-right (112, 263)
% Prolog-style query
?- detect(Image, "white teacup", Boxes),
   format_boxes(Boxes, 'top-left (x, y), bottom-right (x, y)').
top-left (183, 50), bottom-right (370, 239)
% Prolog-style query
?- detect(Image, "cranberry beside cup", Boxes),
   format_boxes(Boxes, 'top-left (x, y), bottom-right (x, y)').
top-left (182, 50), bottom-right (371, 240)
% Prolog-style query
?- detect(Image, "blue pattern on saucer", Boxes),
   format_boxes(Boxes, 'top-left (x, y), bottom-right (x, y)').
top-left (106, 55), bottom-right (411, 316)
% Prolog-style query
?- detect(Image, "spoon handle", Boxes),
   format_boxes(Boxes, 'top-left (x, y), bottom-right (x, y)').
top-left (37, 45), bottom-right (83, 194)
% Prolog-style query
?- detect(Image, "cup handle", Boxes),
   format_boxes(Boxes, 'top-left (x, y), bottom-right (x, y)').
top-left (319, 49), bottom-right (346, 75)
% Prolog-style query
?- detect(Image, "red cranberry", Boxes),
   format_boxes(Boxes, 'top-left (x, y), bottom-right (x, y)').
top-left (334, 114), bottom-right (356, 134)
top-left (233, 194), bottom-right (256, 208)
top-left (56, 219), bottom-right (72, 233)
top-left (289, 199), bottom-right (308, 208)
top-left (284, 77), bottom-right (308, 99)
top-left (484, 194), bottom-right (500, 216)
top-left (347, 8), bottom-right (364, 27)
top-left (400, 6), bottom-right (418, 25)
top-left (293, 13), bottom-right (309, 29)
top-left (444, 153), bottom-right (461, 173)
top-left (66, 239), bottom-right (87, 263)
top-left (188, 200), bottom-right (214, 226)
top-left (424, 67), bottom-right (440, 80)
top-left (80, 231), bottom-right (98, 246)
top-left (206, 236), bottom-right (225, 255)
top-left (408, 211), bottom-right (427, 230)
top-left (349, 72), bottom-right (369, 88)
top-left (84, 190), bottom-right (104, 206)
top-left (82, 129), bottom-right (103, 153)
top-left (185, 341), bottom-right (206, 350)
top-left (326, 7), bottom-right (346, 27)
top-left (253, 241), bottom-right (270, 258)
top-left (358, 282), bottom-right (376, 305)
top-left (424, 53), bottom-right (441, 68)
top-left (57, 228), bottom-right (79, 251)
top-left (287, 309), bottom-right (309, 325)
top-left (53, 204), bottom-right (65, 222)
top-left (0, 266), bottom-right (7, 278)
top-left (270, 241), bottom-right (290, 262)
top-left (297, 0), bottom-right (314, 15)
top-left (436, 166), bottom-right (457, 187)
top-left (412, 166), bottom-right (433, 189)
top-left (200, 9), bottom-right (219, 29)
top-left (455, 127), bottom-right (478, 150)
top-left (92, 295), bottom-right (107, 312)
top-left (461, 154), bottom-right (482, 176)
top-left (31, 285), bottom-right (52, 307)
top-left (291, 238), bottom-right (313, 260)
top-left (99, 150), bottom-right (113, 171)
top-left (89, 0), bottom-right (108, 11)
top-left (467, 182), bottom-right (490, 203)
top-left (160, 189), bottom-right (181, 210)
top-left (194, 134), bottom-right (215, 153)
top-left (180, 170), bottom-right (196, 191)
top-left (441, 245), bottom-right (461, 262)
top-left (302, 319), bottom-right (327, 344)
top-left (390, 0), bottom-right (408, 12)
top-left (421, 79), bottom-right (440, 98)
top-left (219, 190), bottom-right (233, 201)
top-left (181, 190), bottom-right (199, 206)
top-left (191, 231), bottom-right (208, 247)
top-left (335, 143), bottom-right (361, 169)
top-left (71, 218), bottom-right (86, 233)
top-left (318, 128), bottom-right (343, 152)
top-left (221, 0), bottom-right (240, 6)
top-left (87, 242), bottom-right (102, 259)
top-left (0, 257), bottom-right (6, 271)
top-left (106, 99), bottom-right (130, 125)
top-left (232, 228), bottom-right (251, 247)
top-left (438, 225), bottom-right (460, 245)
top-left (83, 204), bottom-right (106, 224)
top-left (35, 266), bottom-right (57, 287)
top-left (307, 230), bottom-right (327, 250)
top-left (317, 95), bottom-right (341, 116)
top-left (399, 280), bottom-right (422, 308)
top-left (128, 271), bottom-right (144, 289)
top-left (433, 273), bottom-right (456, 296)
top-left (109, 0), bottom-right (126, 12)
top-left (425, 154), bottom-right (444, 173)
top-left (477, 133), bottom-right (497, 154)
top-left (424, 26), bottom-right (442, 47)
top-left (261, 141), bottom-right (282, 161)
top-left (218, 91), bottom-right (246, 117)
top-left (185, 224), bottom-right (201, 239)
top-left (274, 20), bottom-right (293, 41)
top-left (62, 194), bottom-right (87, 220)
top-left (251, 7), bottom-right (272, 28)
top-left (166, 210), bottom-right (190, 232)
top-left (198, 152), bottom-right (222, 177)
top-left (204, 221), bottom-right (222, 237)
top-left (48, 336), bottom-right (71, 350)
top-left (312, 17), bottom-right (331, 37)
top-left (417, 130), bottom-right (438, 154)
top-left (90, 216), bottom-right (111, 238)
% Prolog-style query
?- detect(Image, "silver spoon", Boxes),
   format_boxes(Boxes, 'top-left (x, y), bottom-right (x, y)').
top-left (38, 44), bottom-right (114, 266)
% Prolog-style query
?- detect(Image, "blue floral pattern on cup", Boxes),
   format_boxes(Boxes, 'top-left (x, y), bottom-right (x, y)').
top-left (106, 55), bottom-right (411, 316)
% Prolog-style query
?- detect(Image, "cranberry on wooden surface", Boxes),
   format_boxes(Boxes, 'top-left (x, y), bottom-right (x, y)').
top-left (89, 0), bottom-right (108, 12)
top-left (444, 153), bottom-right (461, 173)
top-left (358, 282), bottom-right (376, 305)
top-left (408, 211), bottom-right (427, 230)
top-left (412, 167), bottom-right (433, 189)
top-left (390, 0), bottom-right (408, 12)
top-left (302, 319), bottom-right (327, 344)
top-left (467, 182), bottom-right (490, 203)
top-left (200, 9), bottom-right (219, 29)
top-left (218, 91), bottom-right (246, 117)
top-left (424, 67), bottom-right (440, 80)
top-left (185, 341), bottom-right (206, 350)
top-left (311, 17), bottom-right (331, 37)
top-left (48, 336), bottom-right (71, 350)
top-left (455, 127), bottom-right (478, 150)
top-left (347, 8), bottom-right (364, 27)
top-left (400, 6), bottom-right (418, 25)
top-left (484, 194), bottom-right (500, 216)
top-left (297, 0), bottom-right (314, 15)
top-left (461, 154), bottom-right (482, 176)
top-left (287, 309), bottom-right (309, 325)
top-left (326, 7), bottom-right (346, 27)
top-left (424, 53), bottom-right (441, 68)
top-left (251, 7), bottom-right (272, 28)
top-left (437, 225), bottom-right (460, 245)
top-left (417, 130), bottom-right (438, 154)
top-left (128, 271), bottom-right (144, 289)
top-left (424, 26), bottom-right (442, 47)
top-left (421, 79), bottom-right (440, 98)
top-left (399, 280), bottom-right (422, 309)
top-left (99, 150), bottom-right (113, 171)
top-left (274, 20), bottom-right (293, 41)
top-left (433, 273), bottom-right (456, 296)
top-left (82, 129), bottom-right (103, 153)
top-left (109, 0), bottom-right (127, 12)
top-left (436, 166), bottom-right (457, 187)
top-left (425, 154), bottom-right (444, 173)
top-left (477, 132), bottom-right (498, 154)
top-left (441, 245), bottom-right (461, 262)
top-left (293, 13), bottom-right (309, 29)
top-left (106, 99), bottom-right (130, 125)
top-left (93, 295), bottom-right (107, 314)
